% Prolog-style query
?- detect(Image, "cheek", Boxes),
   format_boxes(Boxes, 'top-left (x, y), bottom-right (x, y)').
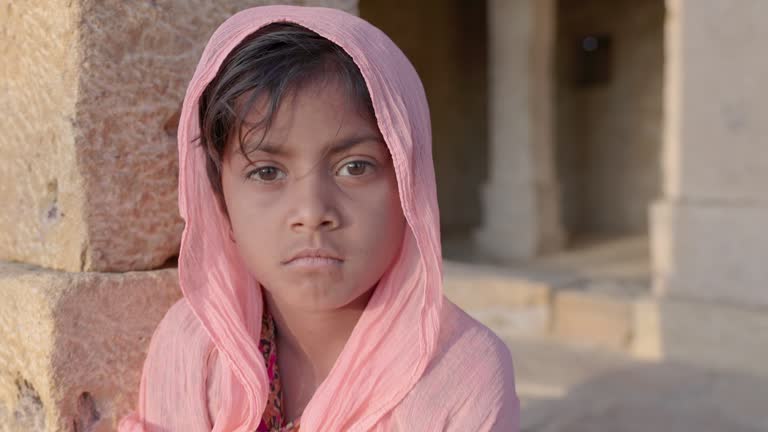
top-left (356, 177), bottom-right (406, 252)
top-left (220, 170), bottom-right (274, 263)
top-left (221, 167), bottom-right (270, 224)
top-left (382, 171), bottom-right (406, 230)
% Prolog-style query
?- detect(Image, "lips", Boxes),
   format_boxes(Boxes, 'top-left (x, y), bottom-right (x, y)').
top-left (283, 247), bottom-right (343, 265)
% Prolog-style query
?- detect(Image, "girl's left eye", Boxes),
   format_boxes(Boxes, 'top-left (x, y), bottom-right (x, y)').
top-left (337, 160), bottom-right (375, 177)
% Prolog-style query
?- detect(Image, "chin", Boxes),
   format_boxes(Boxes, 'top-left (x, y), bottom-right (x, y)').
top-left (269, 281), bottom-right (373, 312)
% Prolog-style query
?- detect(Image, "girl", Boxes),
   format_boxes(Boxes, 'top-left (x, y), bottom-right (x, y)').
top-left (120, 5), bottom-right (519, 431)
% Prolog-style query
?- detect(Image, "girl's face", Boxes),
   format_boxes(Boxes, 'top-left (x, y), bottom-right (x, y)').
top-left (221, 78), bottom-right (407, 311)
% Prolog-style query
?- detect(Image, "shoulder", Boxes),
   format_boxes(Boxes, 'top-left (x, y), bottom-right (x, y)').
top-left (391, 299), bottom-right (520, 430)
top-left (434, 299), bottom-right (517, 397)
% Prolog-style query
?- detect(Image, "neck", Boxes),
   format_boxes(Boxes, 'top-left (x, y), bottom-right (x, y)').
top-left (262, 288), bottom-right (373, 381)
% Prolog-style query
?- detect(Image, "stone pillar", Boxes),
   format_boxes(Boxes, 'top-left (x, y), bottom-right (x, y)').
top-left (0, 1), bottom-right (358, 430)
top-left (475, 0), bottom-right (564, 262)
top-left (652, 0), bottom-right (768, 307)
top-left (634, 0), bottom-right (768, 376)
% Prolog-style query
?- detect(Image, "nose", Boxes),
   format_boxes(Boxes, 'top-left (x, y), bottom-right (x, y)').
top-left (287, 171), bottom-right (341, 233)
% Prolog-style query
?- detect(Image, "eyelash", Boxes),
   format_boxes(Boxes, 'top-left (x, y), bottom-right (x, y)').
top-left (246, 160), bottom-right (376, 183)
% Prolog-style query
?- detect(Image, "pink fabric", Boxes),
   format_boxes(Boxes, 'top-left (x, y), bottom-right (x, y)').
top-left (119, 5), bottom-right (519, 431)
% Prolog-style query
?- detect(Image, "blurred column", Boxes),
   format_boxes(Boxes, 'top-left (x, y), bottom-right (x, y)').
top-left (475, 0), bottom-right (564, 262)
top-left (652, 0), bottom-right (768, 307)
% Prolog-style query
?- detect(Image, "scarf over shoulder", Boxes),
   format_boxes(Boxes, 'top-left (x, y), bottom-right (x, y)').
top-left (119, 5), bottom-right (519, 431)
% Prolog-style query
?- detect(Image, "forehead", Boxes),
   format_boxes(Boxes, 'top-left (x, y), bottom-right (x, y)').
top-left (232, 78), bottom-right (385, 156)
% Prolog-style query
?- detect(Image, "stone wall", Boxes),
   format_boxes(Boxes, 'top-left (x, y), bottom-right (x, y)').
top-left (0, 1), bottom-right (358, 431)
top-left (1, 1), bottom-right (86, 272)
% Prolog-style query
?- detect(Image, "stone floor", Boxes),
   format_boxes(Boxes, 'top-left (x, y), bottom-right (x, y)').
top-left (508, 336), bottom-right (768, 432)
top-left (444, 234), bottom-right (768, 431)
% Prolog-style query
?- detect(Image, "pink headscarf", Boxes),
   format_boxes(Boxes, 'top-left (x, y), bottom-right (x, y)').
top-left (120, 5), bottom-right (518, 431)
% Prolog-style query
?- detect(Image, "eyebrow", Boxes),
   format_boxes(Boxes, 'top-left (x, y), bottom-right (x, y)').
top-left (246, 134), bottom-right (386, 158)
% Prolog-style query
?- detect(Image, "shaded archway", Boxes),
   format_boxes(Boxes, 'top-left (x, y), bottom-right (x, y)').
top-left (555, 0), bottom-right (664, 244)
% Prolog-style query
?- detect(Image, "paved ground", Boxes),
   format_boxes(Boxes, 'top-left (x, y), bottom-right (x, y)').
top-left (507, 336), bottom-right (768, 432)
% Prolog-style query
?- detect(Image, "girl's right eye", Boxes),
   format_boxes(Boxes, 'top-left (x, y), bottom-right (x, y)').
top-left (246, 166), bottom-right (286, 183)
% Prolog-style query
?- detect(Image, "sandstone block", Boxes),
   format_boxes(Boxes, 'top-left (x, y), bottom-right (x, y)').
top-left (651, 199), bottom-right (768, 306)
top-left (0, 262), bottom-right (180, 432)
top-left (0, 0), bottom-right (357, 272)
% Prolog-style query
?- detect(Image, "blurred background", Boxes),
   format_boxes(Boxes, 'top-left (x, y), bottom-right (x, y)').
top-left (1, 0), bottom-right (767, 431)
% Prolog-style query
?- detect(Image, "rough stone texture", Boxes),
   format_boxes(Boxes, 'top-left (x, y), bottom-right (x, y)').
top-left (475, 0), bottom-right (564, 261)
top-left (0, 0), bottom-right (87, 273)
top-left (0, 0), bottom-right (358, 273)
top-left (443, 260), bottom-right (551, 337)
top-left (0, 262), bottom-right (180, 432)
top-left (651, 200), bottom-right (768, 306)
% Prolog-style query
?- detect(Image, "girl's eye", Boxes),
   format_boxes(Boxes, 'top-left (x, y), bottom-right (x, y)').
top-left (338, 160), bottom-right (374, 177)
top-left (247, 166), bottom-right (286, 183)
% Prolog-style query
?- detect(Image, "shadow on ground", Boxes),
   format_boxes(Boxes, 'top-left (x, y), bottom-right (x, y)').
top-left (521, 361), bottom-right (768, 432)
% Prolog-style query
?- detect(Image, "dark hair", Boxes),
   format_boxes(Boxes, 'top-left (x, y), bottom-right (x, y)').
top-left (196, 22), bottom-right (377, 209)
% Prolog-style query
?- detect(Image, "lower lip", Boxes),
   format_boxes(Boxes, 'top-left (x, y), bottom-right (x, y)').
top-left (285, 257), bottom-right (343, 269)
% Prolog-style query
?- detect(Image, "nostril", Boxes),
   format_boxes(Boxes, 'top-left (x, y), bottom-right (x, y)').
top-left (321, 219), bottom-right (340, 230)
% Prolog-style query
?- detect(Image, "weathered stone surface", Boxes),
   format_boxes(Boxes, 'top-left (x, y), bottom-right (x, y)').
top-left (651, 200), bottom-right (768, 306)
top-left (0, 0), bottom-right (358, 273)
top-left (0, 0), bottom-right (87, 273)
top-left (0, 262), bottom-right (180, 432)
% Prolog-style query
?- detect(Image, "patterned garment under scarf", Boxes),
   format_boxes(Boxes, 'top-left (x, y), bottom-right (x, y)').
top-left (256, 307), bottom-right (301, 432)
